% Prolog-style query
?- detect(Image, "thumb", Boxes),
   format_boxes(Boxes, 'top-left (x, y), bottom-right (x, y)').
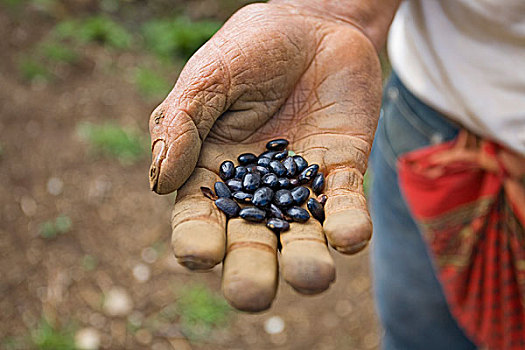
top-left (148, 41), bottom-right (231, 194)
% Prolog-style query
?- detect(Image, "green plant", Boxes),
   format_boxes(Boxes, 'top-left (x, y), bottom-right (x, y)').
top-left (31, 317), bottom-right (75, 350)
top-left (175, 284), bottom-right (231, 340)
top-left (77, 121), bottom-right (148, 164)
top-left (134, 66), bottom-right (172, 100)
top-left (141, 17), bottom-right (221, 60)
top-left (39, 41), bottom-right (78, 63)
top-left (18, 57), bottom-right (52, 82)
top-left (54, 15), bottom-right (132, 49)
top-left (39, 215), bottom-right (72, 239)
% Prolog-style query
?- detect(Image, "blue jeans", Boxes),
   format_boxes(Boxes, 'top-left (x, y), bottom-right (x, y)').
top-left (369, 72), bottom-right (476, 350)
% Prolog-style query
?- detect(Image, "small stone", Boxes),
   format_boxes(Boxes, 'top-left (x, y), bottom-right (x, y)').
top-left (264, 316), bottom-right (285, 334)
top-left (75, 327), bottom-right (101, 350)
top-left (47, 177), bottom-right (64, 196)
top-left (20, 195), bottom-right (37, 217)
top-left (133, 263), bottom-right (151, 283)
top-left (141, 247), bottom-right (158, 264)
top-left (103, 287), bottom-right (133, 317)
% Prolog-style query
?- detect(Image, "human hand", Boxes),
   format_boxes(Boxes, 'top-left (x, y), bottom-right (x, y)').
top-left (148, 3), bottom-right (382, 311)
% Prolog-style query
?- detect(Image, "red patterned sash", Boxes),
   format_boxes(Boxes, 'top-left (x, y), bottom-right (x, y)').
top-left (398, 131), bottom-right (525, 349)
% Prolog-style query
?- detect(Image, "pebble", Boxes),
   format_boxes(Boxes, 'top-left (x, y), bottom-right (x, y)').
top-left (75, 327), bottom-right (101, 350)
top-left (103, 287), bottom-right (133, 317)
top-left (132, 263), bottom-right (151, 283)
top-left (47, 177), bottom-right (64, 196)
top-left (264, 316), bottom-right (285, 334)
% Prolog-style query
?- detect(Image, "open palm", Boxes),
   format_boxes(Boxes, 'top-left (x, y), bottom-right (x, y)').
top-left (148, 3), bottom-right (382, 312)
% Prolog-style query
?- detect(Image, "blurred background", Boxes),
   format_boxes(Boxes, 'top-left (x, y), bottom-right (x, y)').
top-left (0, 1), bottom-right (380, 349)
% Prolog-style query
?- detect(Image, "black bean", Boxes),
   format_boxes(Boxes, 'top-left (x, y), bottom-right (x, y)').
top-left (252, 187), bottom-right (274, 208)
top-left (269, 160), bottom-right (287, 177)
top-left (242, 173), bottom-right (261, 192)
top-left (226, 178), bottom-right (243, 192)
top-left (298, 164), bottom-right (319, 184)
top-left (266, 218), bottom-right (290, 233)
top-left (318, 194), bottom-right (328, 206)
top-left (293, 155), bottom-right (308, 173)
top-left (214, 182), bottom-right (232, 198)
top-left (274, 189), bottom-right (293, 207)
top-left (234, 166), bottom-right (248, 179)
top-left (290, 178), bottom-right (299, 186)
top-left (233, 191), bottom-right (253, 204)
top-left (259, 150), bottom-right (278, 159)
top-left (266, 139), bottom-right (289, 151)
top-left (311, 173), bottom-right (325, 195)
top-left (278, 177), bottom-right (291, 189)
top-left (219, 161), bottom-right (235, 180)
top-left (274, 150), bottom-right (288, 160)
top-left (307, 198), bottom-right (325, 222)
top-left (215, 198), bottom-right (240, 218)
top-left (290, 186), bottom-right (310, 206)
top-left (239, 206), bottom-right (266, 222)
top-left (262, 173), bottom-right (279, 189)
top-left (238, 153), bottom-right (257, 165)
top-left (269, 203), bottom-right (285, 220)
top-left (257, 157), bottom-right (271, 167)
top-left (287, 206), bottom-right (310, 222)
top-left (245, 164), bottom-right (257, 173)
top-left (255, 165), bottom-right (270, 176)
top-left (282, 156), bottom-right (297, 177)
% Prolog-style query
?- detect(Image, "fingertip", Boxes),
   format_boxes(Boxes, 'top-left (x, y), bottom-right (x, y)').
top-left (222, 248), bottom-right (278, 312)
top-left (281, 241), bottom-right (336, 294)
top-left (323, 210), bottom-right (372, 254)
top-left (171, 221), bottom-right (225, 270)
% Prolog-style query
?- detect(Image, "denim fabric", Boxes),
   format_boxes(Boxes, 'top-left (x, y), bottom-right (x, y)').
top-left (369, 72), bottom-right (476, 350)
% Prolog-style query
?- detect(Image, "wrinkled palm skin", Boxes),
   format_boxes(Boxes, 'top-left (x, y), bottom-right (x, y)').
top-left (148, 3), bottom-right (382, 312)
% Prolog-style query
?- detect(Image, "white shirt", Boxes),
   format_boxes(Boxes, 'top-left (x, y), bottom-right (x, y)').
top-left (388, 0), bottom-right (525, 155)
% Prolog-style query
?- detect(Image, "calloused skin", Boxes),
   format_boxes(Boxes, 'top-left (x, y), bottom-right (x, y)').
top-left (148, 3), bottom-right (382, 312)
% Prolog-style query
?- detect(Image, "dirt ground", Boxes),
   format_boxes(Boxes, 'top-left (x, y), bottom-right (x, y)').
top-left (0, 1), bottom-right (380, 349)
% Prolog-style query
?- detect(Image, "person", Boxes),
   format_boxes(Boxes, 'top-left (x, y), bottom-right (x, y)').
top-left (148, 1), bottom-right (525, 348)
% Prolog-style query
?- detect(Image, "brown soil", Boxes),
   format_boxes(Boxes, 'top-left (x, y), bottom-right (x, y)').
top-left (0, 2), bottom-right (380, 349)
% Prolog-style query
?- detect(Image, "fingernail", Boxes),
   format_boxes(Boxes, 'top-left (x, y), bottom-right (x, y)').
top-left (149, 139), bottom-right (166, 192)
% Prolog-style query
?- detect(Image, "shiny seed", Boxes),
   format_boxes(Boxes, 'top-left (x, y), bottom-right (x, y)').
top-left (239, 206), bottom-right (266, 222)
top-left (274, 189), bottom-right (293, 207)
top-left (293, 155), bottom-right (308, 173)
top-left (269, 160), bottom-right (287, 177)
top-left (274, 150), bottom-right (288, 160)
top-left (226, 178), bottom-right (243, 192)
top-left (269, 203), bottom-right (285, 220)
top-left (290, 178), bottom-right (299, 186)
top-left (262, 173), bottom-right (279, 189)
top-left (252, 187), bottom-right (274, 208)
top-left (311, 173), bottom-right (325, 195)
top-left (318, 194), bottom-right (328, 206)
top-left (238, 153), bottom-right (257, 165)
top-left (278, 177), bottom-right (291, 189)
top-left (255, 165), bottom-right (270, 176)
top-left (219, 161), bottom-right (235, 180)
top-left (215, 198), bottom-right (240, 218)
top-left (286, 206), bottom-right (310, 222)
top-left (233, 191), bottom-right (253, 204)
top-left (266, 139), bottom-right (289, 151)
top-left (290, 186), bottom-right (309, 206)
top-left (234, 166), bottom-right (248, 179)
top-left (259, 150), bottom-right (278, 159)
top-left (242, 173), bottom-right (261, 192)
top-left (298, 164), bottom-right (319, 184)
top-left (266, 218), bottom-right (290, 233)
top-left (282, 157), bottom-right (297, 177)
top-left (307, 198), bottom-right (325, 222)
top-left (257, 157), bottom-right (271, 167)
top-left (214, 182), bottom-right (232, 198)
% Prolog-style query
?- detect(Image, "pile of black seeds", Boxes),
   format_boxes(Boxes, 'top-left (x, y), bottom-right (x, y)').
top-left (201, 139), bottom-right (326, 235)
